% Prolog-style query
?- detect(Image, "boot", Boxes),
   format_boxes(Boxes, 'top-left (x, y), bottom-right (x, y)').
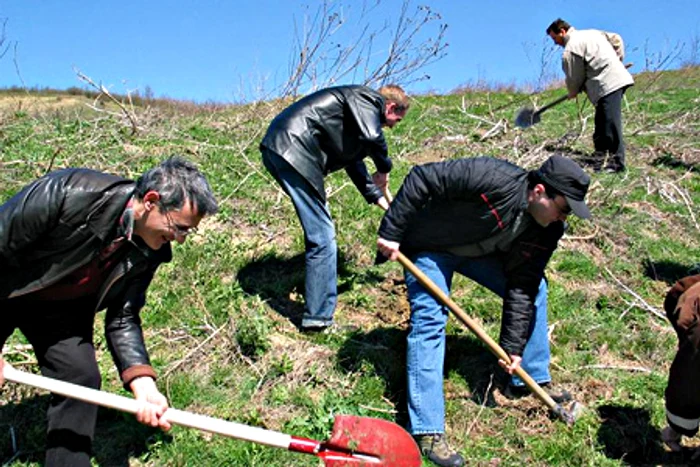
top-left (414, 433), bottom-right (465, 467)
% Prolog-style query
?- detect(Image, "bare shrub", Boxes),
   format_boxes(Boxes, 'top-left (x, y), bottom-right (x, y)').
top-left (280, 0), bottom-right (448, 98)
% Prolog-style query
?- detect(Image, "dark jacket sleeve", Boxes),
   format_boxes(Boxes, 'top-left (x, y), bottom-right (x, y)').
top-left (0, 175), bottom-right (65, 266)
top-left (345, 160), bottom-right (383, 204)
top-left (104, 269), bottom-right (157, 389)
top-left (499, 222), bottom-right (564, 356)
top-left (346, 88), bottom-right (392, 174)
top-left (378, 158), bottom-right (487, 242)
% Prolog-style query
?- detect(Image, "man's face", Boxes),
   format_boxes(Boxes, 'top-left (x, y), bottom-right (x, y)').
top-left (528, 187), bottom-right (571, 227)
top-left (135, 198), bottom-right (204, 250)
top-left (384, 102), bottom-right (407, 128)
top-left (548, 30), bottom-right (566, 47)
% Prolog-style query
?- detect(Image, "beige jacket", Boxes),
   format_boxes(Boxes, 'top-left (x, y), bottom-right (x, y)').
top-left (562, 27), bottom-right (634, 105)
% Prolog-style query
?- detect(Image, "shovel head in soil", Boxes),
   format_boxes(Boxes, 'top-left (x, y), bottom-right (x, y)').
top-left (321, 415), bottom-right (421, 466)
top-left (514, 106), bottom-right (540, 128)
top-left (514, 94), bottom-right (569, 129)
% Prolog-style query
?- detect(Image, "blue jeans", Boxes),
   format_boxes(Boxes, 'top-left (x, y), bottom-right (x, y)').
top-left (262, 149), bottom-right (337, 328)
top-left (404, 251), bottom-right (550, 434)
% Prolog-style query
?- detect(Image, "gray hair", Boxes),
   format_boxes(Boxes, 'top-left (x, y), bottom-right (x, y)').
top-left (135, 156), bottom-right (218, 216)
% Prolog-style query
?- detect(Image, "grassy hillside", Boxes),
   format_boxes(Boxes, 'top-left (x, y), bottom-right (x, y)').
top-left (1, 66), bottom-right (699, 466)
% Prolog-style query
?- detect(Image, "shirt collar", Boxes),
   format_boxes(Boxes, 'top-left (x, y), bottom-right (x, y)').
top-left (118, 196), bottom-right (135, 241)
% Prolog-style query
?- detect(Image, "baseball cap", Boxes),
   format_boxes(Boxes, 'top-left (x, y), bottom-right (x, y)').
top-left (536, 155), bottom-right (591, 219)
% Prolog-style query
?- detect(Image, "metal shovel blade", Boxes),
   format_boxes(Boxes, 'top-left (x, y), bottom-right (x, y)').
top-left (321, 415), bottom-right (421, 466)
top-left (514, 107), bottom-right (540, 128)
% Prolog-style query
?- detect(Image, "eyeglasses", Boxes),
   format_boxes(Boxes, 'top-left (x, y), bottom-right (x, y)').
top-left (161, 204), bottom-right (199, 237)
top-left (553, 197), bottom-right (572, 216)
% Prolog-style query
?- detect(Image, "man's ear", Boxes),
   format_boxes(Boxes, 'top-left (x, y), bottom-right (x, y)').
top-left (142, 191), bottom-right (161, 211)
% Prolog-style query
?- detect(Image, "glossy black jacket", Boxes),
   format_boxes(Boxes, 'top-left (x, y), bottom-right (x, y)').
top-left (260, 85), bottom-right (392, 203)
top-left (0, 168), bottom-right (171, 385)
top-left (378, 157), bottom-right (565, 356)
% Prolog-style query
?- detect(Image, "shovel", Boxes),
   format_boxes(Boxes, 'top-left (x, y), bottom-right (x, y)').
top-left (394, 252), bottom-right (580, 425)
top-left (514, 94), bottom-right (568, 129)
top-left (2, 364), bottom-right (421, 466)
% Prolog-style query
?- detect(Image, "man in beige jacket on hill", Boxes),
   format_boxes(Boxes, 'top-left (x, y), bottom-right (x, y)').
top-left (547, 18), bottom-right (634, 173)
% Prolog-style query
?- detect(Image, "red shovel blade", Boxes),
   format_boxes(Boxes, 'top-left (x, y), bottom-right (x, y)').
top-left (319, 415), bottom-right (421, 466)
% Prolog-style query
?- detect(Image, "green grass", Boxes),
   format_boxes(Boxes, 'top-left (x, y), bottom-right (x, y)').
top-left (1, 67), bottom-right (699, 466)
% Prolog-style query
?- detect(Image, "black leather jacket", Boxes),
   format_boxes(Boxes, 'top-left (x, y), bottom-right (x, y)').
top-left (0, 168), bottom-right (171, 386)
top-left (379, 157), bottom-right (564, 356)
top-left (260, 85), bottom-right (392, 203)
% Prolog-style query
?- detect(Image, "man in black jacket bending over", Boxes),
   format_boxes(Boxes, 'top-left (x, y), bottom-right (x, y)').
top-left (0, 156), bottom-right (218, 466)
top-left (377, 155), bottom-right (590, 467)
top-left (261, 84), bottom-right (409, 332)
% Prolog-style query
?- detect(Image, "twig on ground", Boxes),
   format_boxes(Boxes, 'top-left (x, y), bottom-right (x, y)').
top-left (162, 323), bottom-right (226, 378)
top-left (480, 120), bottom-right (507, 141)
top-left (561, 224), bottom-right (600, 241)
top-left (667, 181), bottom-right (699, 231)
top-left (603, 267), bottom-right (666, 320)
top-left (576, 364), bottom-right (653, 374)
top-left (358, 404), bottom-right (398, 414)
top-left (466, 373), bottom-right (494, 436)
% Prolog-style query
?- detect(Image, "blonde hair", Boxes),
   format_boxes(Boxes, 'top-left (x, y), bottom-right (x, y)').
top-left (378, 84), bottom-right (410, 111)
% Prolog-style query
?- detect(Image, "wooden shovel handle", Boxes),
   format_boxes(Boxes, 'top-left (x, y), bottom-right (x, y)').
top-left (536, 94), bottom-right (569, 114)
top-left (395, 252), bottom-right (560, 413)
top-left (2, 364), bottom-right (293, 449)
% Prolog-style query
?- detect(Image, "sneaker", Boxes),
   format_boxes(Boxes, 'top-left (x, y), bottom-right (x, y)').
top-left (414, 433), bottom-right (465, 467)
top-left (504, 383), bottom-right (572, 404)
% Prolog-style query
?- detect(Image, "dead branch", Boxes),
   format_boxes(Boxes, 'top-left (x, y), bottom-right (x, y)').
top-left (668, 181), bottom-right (699, 231)
top-left (479, 119), bottom-right (507, 141)
top-left (561, 224), bottom-right (600, 241)
top-left (466, 373), bottom-right (494, 436)
top-left (162, 323), bottom-right (226, 378)
top-left (576, 364), bottom-right (653, 374)
top-left (358, 404), bottom-right (398, 414)
top-left (74, 68), bottom-right (139, 135)
top-left (281, 0), bottom-right (447, 98)
top-left (603, 266), bottom-right (666, 320)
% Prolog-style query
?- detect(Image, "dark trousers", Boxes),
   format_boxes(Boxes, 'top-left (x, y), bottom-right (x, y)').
top-left (594, 87), bottom-right (627, 169)
top-left (1, 298), bottom-right (100, 467)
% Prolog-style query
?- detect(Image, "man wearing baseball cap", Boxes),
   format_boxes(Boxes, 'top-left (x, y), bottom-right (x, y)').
top-left (376, 154), bottom-right (590, 467)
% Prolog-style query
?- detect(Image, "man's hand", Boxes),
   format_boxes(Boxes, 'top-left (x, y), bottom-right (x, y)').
top-left (0, 357), bottom-right (5, 387)
top-left (372, 172), bottom-right (392, 202)
top-left (130, 376), bottom-right (171, 431)
top-left (498, 355), bottom-right (522, 374)
top-left (376, 196), bottom-right (390, 211)
top-left (377, 237), bottom-right (401, 261)
top-left (567, 92), bottom-right (578, 100)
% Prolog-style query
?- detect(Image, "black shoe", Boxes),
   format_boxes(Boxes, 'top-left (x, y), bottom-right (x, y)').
top-left (300, 323), bottom-right (332, 333)
top-left (414, 434), bottom-right (465, 467)
top-left (504, 383), bottom-right (572, 404)
top-left (301, 323), bottom-right (359, 334)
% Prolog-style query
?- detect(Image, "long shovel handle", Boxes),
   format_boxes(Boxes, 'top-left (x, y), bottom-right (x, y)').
top-left (3, 364), bottom-right (294, 450)
top-left (395, 252), bottom-right (570, 420)
top-left (536, 94), bottom-right (569, 115)
top-left (3, 365), bottom-right (413, 464)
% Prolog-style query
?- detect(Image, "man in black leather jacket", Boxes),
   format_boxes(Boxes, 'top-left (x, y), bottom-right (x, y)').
top-left (0, 156), bottom-right (218, 466)
top-left (260, 84), bottom-right (409, 331)
top-left (377, 155), bottom-right (590, 467)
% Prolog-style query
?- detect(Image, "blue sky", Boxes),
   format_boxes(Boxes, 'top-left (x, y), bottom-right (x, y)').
top-left (0, 0), bottom-right (698, 102)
